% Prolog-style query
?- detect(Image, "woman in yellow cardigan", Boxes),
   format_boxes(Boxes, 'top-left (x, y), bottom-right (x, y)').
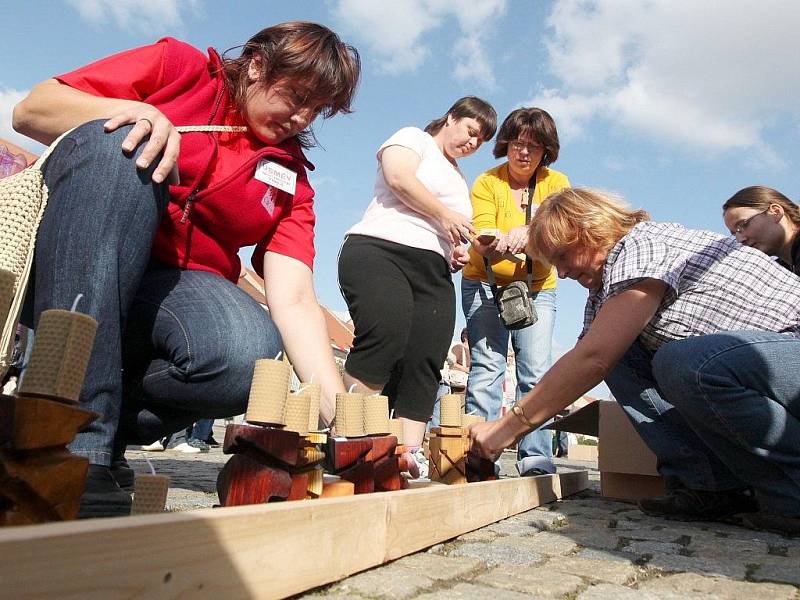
top-left (461, 107), bottom-right (569, 476)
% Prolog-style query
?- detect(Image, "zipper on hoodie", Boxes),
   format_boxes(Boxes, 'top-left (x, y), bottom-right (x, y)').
top-left (180, 83), bottom-right (226, 224)
top-left (179, 191), bottom-right (196, 224)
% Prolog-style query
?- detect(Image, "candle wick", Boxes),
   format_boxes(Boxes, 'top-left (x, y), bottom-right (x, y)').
top-left (389, 409), bottom-right (395, 419)
top-left (274, 351), bottom-right (282, 360)
top-left (70, 293), bottom-right (84, 312)
top-left (348, 384), bottom-right (357, 393)
top-left (467, 409), bottom-right (477, 415)
top-left (145, 457), bottom-right (156, 476)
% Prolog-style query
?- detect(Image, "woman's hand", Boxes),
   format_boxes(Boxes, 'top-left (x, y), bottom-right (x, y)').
top-left (438, 208), bottom-right (475, 246)
top-left (103, 104), bottom-right (181, 184)
top-left (468, 418), bottom-right (525, 462)
top-left (495, 226), bottom-right (529, 256)
top-left (471, 234), bottom-right (499, 257)
top-left (450, 245), bottom-right (470, 272)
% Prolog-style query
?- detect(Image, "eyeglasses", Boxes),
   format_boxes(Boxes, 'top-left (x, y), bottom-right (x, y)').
top-left (733, 208), bottom-right (770, 234)
top-left (508, 140), bottom-right (544, 154)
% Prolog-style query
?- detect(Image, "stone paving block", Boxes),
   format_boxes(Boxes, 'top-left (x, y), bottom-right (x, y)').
top-left (546, 555), bottom-right (641, 585)
top-left (415, 582), bottom-right (537, 600)
top-left (644, 551), bottom-right (747, 579)
top-left (698, 521), bottom-right (790, 544)
top-left (577, 583), bottom-right (668, 600)
top-left (688, 537), bottom-right (769, 562)
top-left (475, 564), bottom-right (583, 598)
top-left (426, 543), bottom-right (447, 555)
top-left (528, 531), bottom-right (580, 556)
top-left (599, 500), bottom-right (640, 512)
top-left (558, 525), bottom-right (621, 551)
top-left (577, 548), bottom-right (638, 564)
top-left (485, 518), bottom-right (542, 536)
top-left (638, 572), bottom-right (797, 599)
top-left (300, 592), bottom-right (363, 599)
top-left (613, 524), bottom-right (713, 543)
top-left (456, 529), bottom-right (500, 543)
top-left (449, 541), bottom-right (543, 567)
top-left (621, 540), bottom-right (684, 556)
top-left (392, 553), bottom-right (481, 581)
top-left (560, 506), bottom-right (615, 523)
top-left (751, 560), bottom-right (800, 586)
top-left (329, 564), bottom-right (433, 599)
top-left (611, 519), bottom-right (647, 531)
top-left (506, 510), bottom-right (568, 532)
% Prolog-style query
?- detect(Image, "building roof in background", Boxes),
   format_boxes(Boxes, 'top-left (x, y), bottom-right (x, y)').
top-left (239, 268), bottom-right (353, 352)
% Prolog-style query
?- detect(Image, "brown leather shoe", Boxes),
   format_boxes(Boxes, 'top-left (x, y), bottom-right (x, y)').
top-left (742, 512), bottom-right (800, 536)
top-left (638, 487), bottom-right (758, 522)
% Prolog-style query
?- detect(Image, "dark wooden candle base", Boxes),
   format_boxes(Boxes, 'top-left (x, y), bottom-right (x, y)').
top-left (216, 422), bottom-right (325, 506)
top-left (326, 435), bottom-right (405, 493)
top-left (0, 394), bottom-right (97, 525)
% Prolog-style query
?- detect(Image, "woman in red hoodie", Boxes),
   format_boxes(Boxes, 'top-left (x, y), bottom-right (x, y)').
top-left (13, 22), bottom-right (360, 517)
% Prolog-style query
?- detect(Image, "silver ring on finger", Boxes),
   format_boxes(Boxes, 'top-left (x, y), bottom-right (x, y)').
top-left (137, 118), bottom-right (154, 130)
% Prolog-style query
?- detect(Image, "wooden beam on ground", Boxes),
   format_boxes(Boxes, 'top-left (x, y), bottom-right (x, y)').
top-left (0, 470), bottom-right (588, 599)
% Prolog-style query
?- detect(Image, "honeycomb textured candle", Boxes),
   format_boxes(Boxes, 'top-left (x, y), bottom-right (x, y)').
top-left (20, 309), bottom-right (98, 403)
top-left (246, 359), bottom-right (291, 425)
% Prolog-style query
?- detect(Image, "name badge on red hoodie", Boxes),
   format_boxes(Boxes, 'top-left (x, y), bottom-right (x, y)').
top-left (255, 159), bottom-right (297, 195)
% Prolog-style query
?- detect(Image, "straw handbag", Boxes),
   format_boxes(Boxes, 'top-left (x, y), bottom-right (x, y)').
top-left (0, 131), bottom-right (68, 380)
top-left (0, 124), bottom-right (246, 380)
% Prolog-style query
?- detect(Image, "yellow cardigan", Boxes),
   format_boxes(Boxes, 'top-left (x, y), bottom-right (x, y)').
top-left (462, 163), bottom-right (570, 289)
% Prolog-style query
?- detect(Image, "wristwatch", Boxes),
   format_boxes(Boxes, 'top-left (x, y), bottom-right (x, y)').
top-left (511, 402), bottom-right (535, 429)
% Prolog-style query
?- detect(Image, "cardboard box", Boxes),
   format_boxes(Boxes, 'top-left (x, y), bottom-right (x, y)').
top-left (567, 443), bottom-right (598, 461)
top-left (547, 400), bottom-right (665, 502)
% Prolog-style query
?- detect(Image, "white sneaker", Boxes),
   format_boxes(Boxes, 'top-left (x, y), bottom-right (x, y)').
top-left (411, 447), bottom-right (429, 479)
top-left (140, 440), bottom-right (165, 452)
top-left (171, 442), bottom-right (201, 454)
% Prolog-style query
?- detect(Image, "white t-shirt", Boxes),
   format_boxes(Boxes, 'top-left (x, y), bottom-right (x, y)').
top-left (346, 127), bottom-right (472, 258)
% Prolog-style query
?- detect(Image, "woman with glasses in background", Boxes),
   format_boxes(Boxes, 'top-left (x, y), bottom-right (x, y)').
top-left (722, 186), bottom-right (800, 275)
top-left (460, 107), bottom-right (570, 477)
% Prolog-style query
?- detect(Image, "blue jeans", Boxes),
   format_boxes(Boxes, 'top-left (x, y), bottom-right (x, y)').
top-left (188, 419), bottom-right (215, 443)
top-left (607, 333), bottom-right (800, 517)
top-left (462, 278), bottom-right (556, 475)
top-left (34, 120), bottom-right (282, 466)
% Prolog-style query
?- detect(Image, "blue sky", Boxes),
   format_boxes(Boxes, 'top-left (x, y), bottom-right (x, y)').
top-left (3, 1), bottom-right (800, 398)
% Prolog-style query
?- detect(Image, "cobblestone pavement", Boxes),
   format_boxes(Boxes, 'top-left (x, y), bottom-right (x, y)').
top-left (126, 425), bottom-right (800, 599)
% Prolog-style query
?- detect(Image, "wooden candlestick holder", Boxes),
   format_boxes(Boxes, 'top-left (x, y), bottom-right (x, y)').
top-left (0, 394), bottom-right (97, 525)
top-left (428, 426), bottom-right (497, 485)
top-left (216, 422), bottom-right (327, 506)
top-left (325, 434), bottom-right (406, 493)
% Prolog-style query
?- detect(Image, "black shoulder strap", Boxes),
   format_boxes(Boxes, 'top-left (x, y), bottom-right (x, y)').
top-left (484, 172), bottom-right (537, 291)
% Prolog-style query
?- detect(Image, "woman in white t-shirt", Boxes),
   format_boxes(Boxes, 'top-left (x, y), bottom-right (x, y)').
top-left (338, 97), bottom-right (496, 470)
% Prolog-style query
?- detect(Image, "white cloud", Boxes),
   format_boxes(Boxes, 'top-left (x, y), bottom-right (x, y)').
top-left (0, 89), bottom-right (44, 154)
top-left (65, 0), bottom-right (199, 35)
top-left (529, 0), bottom-right (800, 161)
top-left (331, 0), bottom-right (507, 87)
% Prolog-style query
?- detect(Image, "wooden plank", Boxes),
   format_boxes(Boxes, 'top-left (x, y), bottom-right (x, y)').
top-left (0, 471), bottom-right (588, 599)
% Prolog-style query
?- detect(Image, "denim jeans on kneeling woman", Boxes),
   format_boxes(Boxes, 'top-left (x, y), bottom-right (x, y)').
top-left (607, 332), bottom-right (800, 517)
top-left (33, 120), bottom-right (282, 466)
top-left (461, 278), bottom-right (556, 475)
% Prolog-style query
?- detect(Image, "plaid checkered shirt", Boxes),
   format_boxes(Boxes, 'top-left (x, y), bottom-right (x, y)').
top-left (582, 221), bottom-right (800, 352)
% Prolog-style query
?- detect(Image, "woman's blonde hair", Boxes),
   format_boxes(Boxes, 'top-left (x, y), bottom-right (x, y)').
top-left (528, 188), bottom-right (650, 259)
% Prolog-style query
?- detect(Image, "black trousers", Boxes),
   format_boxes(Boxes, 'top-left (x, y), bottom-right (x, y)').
top-left (338, 235), bottom-right (455, 421)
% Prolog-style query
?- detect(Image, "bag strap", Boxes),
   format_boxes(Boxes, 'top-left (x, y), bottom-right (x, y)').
top-left (483, 172), bottom-right (537, 292)
top-left (31, 124), bottom-right (248, 171)
top-left (176, 125), bottom-right (248, 133)
top-left (31, 128), bottom-right (78, 170)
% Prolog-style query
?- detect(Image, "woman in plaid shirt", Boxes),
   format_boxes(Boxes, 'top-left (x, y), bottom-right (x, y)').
top-left (470, 187), bottom-right (800, 535)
